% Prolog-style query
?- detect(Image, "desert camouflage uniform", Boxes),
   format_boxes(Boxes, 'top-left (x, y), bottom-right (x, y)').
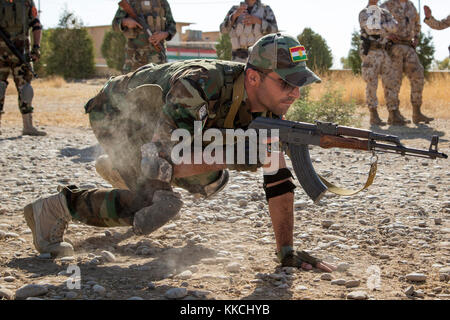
top-left (112, 0), bottom-right (177, 73)
top-left (424, 14), bottom-right (450, 30)
top-left (0, 0), bottom-right (39, 115)
top-left (62, 60), bottom-right (273, 227)
top-left (220, 0), bottom-right (278, 62)
top-left (359, 6), bottom-right (398, 111)
top-left (380, 0), bottom-right (424, 111)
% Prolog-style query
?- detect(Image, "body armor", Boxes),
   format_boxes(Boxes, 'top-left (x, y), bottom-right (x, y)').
top-left (229, 6), bottom-right (265, 50)
top-left (0, 0), bottom-right (32, 39)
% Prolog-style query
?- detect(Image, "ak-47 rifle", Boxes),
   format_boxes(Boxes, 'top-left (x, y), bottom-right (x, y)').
top-left (0, 26), bottom-right (37, 78)
top-left (118, 0), bottom-right (166, 57)
top-left (249, 117), bottom-right (448, 203)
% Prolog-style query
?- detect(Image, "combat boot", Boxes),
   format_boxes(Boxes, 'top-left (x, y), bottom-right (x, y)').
top-left (369, 108), bottom-right (386, 126)
top-left (412, 105), bottom-right (433, 124)
top-left (95, 155), bottom-right (128, 189)
top-left (387, 109), bottom-right (411, 126)
top-left (22, 113), bottom-right (46, 136)
top-left (23, 190), bottom-right (74, 257)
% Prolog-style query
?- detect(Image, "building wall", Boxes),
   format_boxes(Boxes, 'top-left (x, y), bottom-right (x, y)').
top-left (85, 24), bottom-right (221, 74)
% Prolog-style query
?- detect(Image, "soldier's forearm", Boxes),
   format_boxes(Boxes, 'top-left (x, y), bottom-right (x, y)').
top-left (32, 29), bottom-right (41, 46)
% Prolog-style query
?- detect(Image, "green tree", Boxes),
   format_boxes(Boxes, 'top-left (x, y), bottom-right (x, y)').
top-left (340, 56), bottom-right (351, 69)
top-left (297, 28), bottom-right (333, 73)
top-left (101, 29), bottom-right (126, 71)
top-left (416, 31), bottom-right (435, 73)
top-left (45, 10), bottom-right (95, 79)
top-left (437, 57), bottom-right (449, 70)
top-left (345, 30), bottom-right (362, 75)
top-left (215, 33), bottom-right (232, 61)
top-left (32, 29), bottom-right (50, 77)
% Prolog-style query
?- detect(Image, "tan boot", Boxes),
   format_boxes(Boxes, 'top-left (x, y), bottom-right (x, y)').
top-left (95, 155), bottom-right (128, 189)
top-left (23, 191), bottom-right (74, 257)
top-left (369, 108), bottom-right (386, 126)
top-left (412, 105), bottom-right (433, 124)
top-left (22, 113), bottom-right (46, 136)
top-left (387, 110), bottom-right (411, 126)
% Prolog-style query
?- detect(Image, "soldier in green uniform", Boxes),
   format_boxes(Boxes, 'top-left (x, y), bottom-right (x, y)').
top-left (23, 33), bottom-right (336, 273)
top-left (0, 0), bottom-right (46, 136)
top-left (112, 0), bottom-right (177, 74)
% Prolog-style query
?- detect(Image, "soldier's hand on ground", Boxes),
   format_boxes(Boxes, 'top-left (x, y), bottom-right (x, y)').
top-left (150, 31), bottom-right (168, 46)
top-left (424, 5), bottom-right (432, 19)
top-left (243, 15), bottom-right (262, 25)
top-left (122, 18), bottom-right (143, 29)
top-left (317, 261), bottom-right (338, 273)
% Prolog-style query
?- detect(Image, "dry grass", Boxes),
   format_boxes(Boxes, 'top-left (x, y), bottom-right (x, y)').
top-left (310, 71), bottom-right (450, 120)
top-left (2, 77), bottom-right (105, 128)
top-left (2, 72), bottom-right (449, 128)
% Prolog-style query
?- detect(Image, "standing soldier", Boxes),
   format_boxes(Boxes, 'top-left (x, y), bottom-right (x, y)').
top-left (220, 0), bottom-right (278, 63)
top-left (112, 0), bottom-right (177, 74)
top-left (0, 0), bottom-right (46, 136)
top-left (423, 6), bottom-right (449, 30)
top-left (359, 0), bottom-right (398, 125)
top-left (381, 0), bottom-right (433, 125)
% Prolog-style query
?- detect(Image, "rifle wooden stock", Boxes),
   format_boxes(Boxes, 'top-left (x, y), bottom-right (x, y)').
top-left (118, 0), bottom-right (162, 52)
top-left (320, 135), bottom-right (370, 151)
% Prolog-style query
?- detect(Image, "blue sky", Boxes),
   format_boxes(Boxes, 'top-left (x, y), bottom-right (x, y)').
top-left (37, 0), bottom-right (450, 68)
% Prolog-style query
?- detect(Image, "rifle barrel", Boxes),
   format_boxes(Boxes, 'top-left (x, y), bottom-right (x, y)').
top-left (371, 142), bottom-right (448, 159)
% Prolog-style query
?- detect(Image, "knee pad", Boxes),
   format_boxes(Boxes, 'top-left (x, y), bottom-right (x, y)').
top-left (140, 142), bottom-right (173, 184)
top-left (0, 81), bottom-right (7, 100)
top-left (19, 83), bottom-right (34, 105)
top-left (133, 190), bottom-right (183, 235)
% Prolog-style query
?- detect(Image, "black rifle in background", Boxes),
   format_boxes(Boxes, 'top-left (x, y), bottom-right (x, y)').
top-left (0, 26), bottom-right (37, 78)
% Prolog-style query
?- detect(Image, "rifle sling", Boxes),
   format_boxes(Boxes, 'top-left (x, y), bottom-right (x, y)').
top-left (318, 159), bottom-right (377, 196)
top-left (224, 72), bottom-right (245, 129)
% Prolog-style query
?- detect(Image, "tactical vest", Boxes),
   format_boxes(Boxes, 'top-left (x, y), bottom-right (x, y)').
top-left (0, 0), bottom-right (31, 38)
top-left (88, 60), bottom-right (249, 128)
top-left (229, 5), bottom-right (265, 50)
top-left (131, 0), bottom-right (166, 32)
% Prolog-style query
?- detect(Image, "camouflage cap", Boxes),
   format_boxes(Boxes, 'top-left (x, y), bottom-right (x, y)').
top-left (247, 33), bottom-right (321, 87)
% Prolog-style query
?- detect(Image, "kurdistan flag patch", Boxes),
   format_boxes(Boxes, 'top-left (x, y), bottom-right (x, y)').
top-left (290, 46), bottom-right (308, 62)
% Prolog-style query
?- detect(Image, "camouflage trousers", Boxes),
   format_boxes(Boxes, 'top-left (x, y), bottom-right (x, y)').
top-left (385, 44), bottom-right (424, 109)
top-left (0, 58), bottom-right (34, 114)
top-left (123, 39), bottom-right (167, 74)
top-left (63, 75), bottom-right (220, 228)
top-left (361, 49), bottom-right (399, 111)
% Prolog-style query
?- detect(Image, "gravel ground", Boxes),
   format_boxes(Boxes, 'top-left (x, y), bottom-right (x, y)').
top-left (0, 117), bottom-right (449, 300)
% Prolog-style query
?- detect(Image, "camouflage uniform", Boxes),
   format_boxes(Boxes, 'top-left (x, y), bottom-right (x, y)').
top-left (112, 0), bottom-right (177, 73)
top-left (381, 0), bottom-right (430, 123)
top-left (0, 0), bottom-right (40, 116)
top-left (359, 5), bottom-right (398, 115)
top-left (61, 60), bottom-right (269, 227)
top-left (55, 33), bottom-right (320, 230)
top-left (24, 34), bottom-right (321, 263)
top-left (220, 0), bottom-right (278, 62)
top-left (424, 14), bottom-right (450, 30)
